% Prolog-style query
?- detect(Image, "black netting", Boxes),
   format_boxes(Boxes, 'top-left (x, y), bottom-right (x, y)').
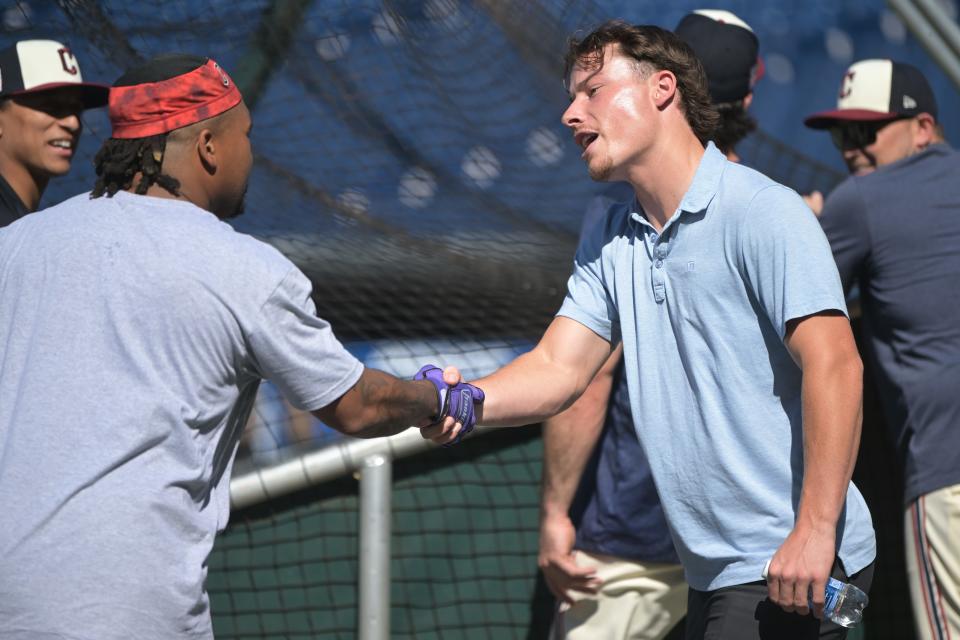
top-left (12, 0), bottom-right (846, 465)
top-left (9, 2), bottom-right (846, 349)
top-left (208, 427), bottom-right (551, 640)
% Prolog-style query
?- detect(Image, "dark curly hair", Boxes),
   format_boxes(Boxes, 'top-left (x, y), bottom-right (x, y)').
top-left (91, 134), bottom-right (181, 198)
top-left (564, 20), bottom-right (719, 146)
top-left (713, 100), bottom-right (757, 156)
top-left (91, 53), bottom-right (208, 199)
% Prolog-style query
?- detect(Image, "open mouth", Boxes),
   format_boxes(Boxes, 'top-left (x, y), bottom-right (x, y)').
top-left (49, 139), bottom-right (74, 151)
top-left (575, 132), bottom-right (598, 152)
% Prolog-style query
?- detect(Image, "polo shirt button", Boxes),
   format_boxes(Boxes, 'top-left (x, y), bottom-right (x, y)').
top-left (655, 260), bottom-right (663, 268)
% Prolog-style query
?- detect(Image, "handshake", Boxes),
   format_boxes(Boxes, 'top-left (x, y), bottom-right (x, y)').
top-left (414, 365), bottom-right (485, 446)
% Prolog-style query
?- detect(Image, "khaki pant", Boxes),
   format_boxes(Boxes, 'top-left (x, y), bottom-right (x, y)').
top-left (906, 483), bottom-right (960, 640)
top-left (551, 551), bottom-right (687, 640)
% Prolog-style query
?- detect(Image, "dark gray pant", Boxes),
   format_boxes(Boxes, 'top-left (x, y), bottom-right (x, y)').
top-left (685, 561), bottom-right (875, 640)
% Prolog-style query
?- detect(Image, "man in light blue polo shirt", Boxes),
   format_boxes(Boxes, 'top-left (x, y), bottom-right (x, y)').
top-left (422, 21), bottom-right (875, 639)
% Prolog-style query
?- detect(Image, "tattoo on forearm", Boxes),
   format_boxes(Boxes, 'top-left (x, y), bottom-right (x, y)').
top-left (349, 371), bottom-right (437, 438)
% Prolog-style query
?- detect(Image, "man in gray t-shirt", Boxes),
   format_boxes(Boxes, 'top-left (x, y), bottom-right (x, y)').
top-left (0, 54), bottom-right (482, 639)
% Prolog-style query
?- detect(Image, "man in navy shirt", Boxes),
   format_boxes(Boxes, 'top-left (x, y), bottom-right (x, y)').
top-left (806, 59), bottom-right (959, 640)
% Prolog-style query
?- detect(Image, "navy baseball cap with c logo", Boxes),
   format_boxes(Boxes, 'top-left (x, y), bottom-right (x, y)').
top-left (0, 39), bottom-right (108, 109)
top-left (804, 59), bottom-right (937, 129)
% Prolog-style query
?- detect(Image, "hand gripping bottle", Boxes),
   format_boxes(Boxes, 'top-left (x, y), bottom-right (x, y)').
top-left (762, 560), bottom-right (868, 627)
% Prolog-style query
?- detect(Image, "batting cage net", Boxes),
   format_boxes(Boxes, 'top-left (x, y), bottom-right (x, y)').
top-left (8, 0), bottom-right (846, 462)
top-left (3, 1), bottom-right (911, 638)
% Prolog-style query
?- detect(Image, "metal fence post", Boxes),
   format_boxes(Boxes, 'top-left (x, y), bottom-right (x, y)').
top-left (888, 0), bottom-right (960, 90)
top-left (358, 453), bottom-right (391, 640)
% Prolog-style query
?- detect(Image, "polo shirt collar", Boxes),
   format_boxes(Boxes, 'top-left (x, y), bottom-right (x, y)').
top-left (679, 141), bottom-right (725, 215)
top-left (628, 141), bottom-right (726, 228)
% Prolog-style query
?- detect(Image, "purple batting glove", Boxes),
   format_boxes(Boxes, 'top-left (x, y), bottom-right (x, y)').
top-left (414, 364), bottom-right (485, 445)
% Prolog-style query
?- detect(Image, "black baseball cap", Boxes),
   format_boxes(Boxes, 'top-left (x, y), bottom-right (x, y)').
top-left (0, 39), bottom-right (108, 108)
top-left (804, 59), bottom-right (937, 129)
top-left (675, 9), bottom-right (763, 104)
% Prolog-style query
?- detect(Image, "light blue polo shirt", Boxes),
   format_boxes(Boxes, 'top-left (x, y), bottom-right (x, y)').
top-left (558, 143), bottom-right (876, 591)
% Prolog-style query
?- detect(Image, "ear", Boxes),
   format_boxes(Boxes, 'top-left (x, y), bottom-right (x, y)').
top-left (742, 91), bottom-right (754, 110)
top-left (196, 128), bottom-right (218, 173)
top-left (914, 113), bottom-right (937, 150)
top-left (652, 70), bottom-right (677, 109)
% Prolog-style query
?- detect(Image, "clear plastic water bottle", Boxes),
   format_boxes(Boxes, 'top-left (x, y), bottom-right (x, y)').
top-left (822, 576), bottom-right (869, 627)
top-left (762, 561), bottom-right (869, 627)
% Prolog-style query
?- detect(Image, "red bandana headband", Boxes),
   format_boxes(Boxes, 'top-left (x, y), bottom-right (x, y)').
top-left (109, 59), bottom-right (242, 139)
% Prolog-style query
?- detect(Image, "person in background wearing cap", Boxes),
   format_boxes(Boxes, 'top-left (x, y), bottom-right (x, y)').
top-left (675, 9), bottom-right (763, 162)
top-left (802, 58), bottom-right (945, 214)
top-left (0, 53), bottom-right (482, 639)
top-left (805, 59), bottom-right (960, 640)
top-left (0, 39), bottom-right (108, 227)
top-left (538, 10), bottom-right (764, 640)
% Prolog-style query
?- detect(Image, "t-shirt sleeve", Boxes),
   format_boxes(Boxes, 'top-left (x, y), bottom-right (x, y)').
top-left (246, 267), bottom-right (364, 412)
top-left (738, 185), bottom-right (848, 340)
top-left (556, 199), bottom-right (618, 341)
top-left (818, 178), bottom-right (870, 294)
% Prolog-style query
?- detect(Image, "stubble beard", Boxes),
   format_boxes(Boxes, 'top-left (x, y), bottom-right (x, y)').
top-left (588, 156), bottom-right (614, 182)
top-left (224, 183), bottom-right (249, 220)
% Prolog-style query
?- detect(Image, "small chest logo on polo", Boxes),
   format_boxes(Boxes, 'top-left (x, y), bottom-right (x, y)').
top-left (686, 261), bottom-right (695, 272)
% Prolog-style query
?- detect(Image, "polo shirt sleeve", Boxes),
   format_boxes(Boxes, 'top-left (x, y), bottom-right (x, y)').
top-left (818, 177), bottom-right (870, 294)
top-left (246, 266), bottom-right (364, 412)
top-left (738, 185), bottom-right (848, 340)
top-left (557, 200), bottom-right (618, 342)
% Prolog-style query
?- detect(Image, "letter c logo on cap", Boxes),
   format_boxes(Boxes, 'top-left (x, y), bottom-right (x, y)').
top-left (58, 47), bottom-right (78, 75)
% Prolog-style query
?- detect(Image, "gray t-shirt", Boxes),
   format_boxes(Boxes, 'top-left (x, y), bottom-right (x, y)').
top-left (0, 192), bottom-right (363, 639)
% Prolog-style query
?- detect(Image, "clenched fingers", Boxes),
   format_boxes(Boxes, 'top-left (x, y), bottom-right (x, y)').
top-left (419, 415), bottom-right (461, 445)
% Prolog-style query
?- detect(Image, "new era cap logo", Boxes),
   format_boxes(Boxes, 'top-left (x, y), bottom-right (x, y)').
top-left (903, 94), bottom-right (917, 109)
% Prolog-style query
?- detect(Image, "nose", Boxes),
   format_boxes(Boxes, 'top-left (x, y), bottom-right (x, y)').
top-left (562, 98), bottom-right (583, 129)
top-left (58, 111), bottom-right (82, 135)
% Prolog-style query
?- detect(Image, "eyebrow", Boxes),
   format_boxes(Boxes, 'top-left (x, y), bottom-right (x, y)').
top-left (567, 67), bottom-right (603, 99)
